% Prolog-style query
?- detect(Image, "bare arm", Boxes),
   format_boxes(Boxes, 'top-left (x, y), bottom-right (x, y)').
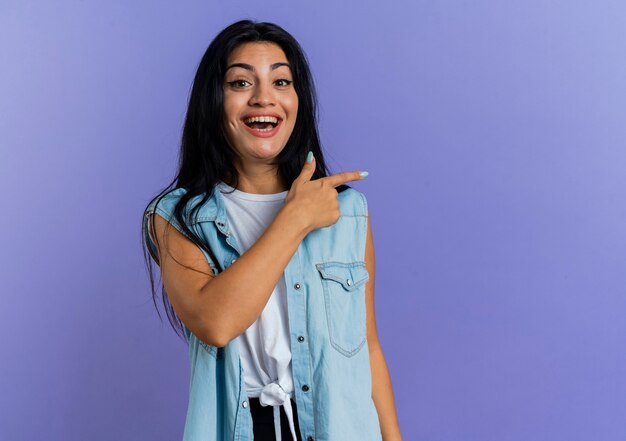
top-left (152, 203), bottom-right (307, 347)
top-left (365, 210), bottom-right (403, 440)
top-left (150, 154), bottom-right (366, 347)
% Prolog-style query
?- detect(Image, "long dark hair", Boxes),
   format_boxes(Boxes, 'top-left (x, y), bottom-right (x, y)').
top-left (141, 19), bottom-right (349, 341)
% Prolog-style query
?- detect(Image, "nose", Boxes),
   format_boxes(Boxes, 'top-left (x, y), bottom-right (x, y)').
top-left (249, 81), bottom-right (274, 107)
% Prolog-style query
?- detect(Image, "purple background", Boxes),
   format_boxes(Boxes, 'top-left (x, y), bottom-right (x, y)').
top-left (2, 1), bottom-right (625, 440)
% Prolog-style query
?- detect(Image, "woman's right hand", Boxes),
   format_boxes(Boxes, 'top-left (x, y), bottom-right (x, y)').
top-left (283, 152), bottom-right (367, 234)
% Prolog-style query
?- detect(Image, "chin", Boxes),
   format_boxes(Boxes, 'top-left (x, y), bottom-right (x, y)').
top-left (251, 140), bottom-right (288, 156)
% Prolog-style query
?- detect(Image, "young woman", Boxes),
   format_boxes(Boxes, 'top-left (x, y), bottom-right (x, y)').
top-left (142, 20), bottom-right (402, 441)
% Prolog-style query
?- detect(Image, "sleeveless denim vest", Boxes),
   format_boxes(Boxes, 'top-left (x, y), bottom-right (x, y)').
top-left (143, 184), bottom-right (382, 441)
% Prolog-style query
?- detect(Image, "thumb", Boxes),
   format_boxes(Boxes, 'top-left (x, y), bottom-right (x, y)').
top-left (297, 150), bottom-right (316, 183)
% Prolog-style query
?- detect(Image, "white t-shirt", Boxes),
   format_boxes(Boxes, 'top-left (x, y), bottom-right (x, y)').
top-left (216, 181), bottom-right (298, 441)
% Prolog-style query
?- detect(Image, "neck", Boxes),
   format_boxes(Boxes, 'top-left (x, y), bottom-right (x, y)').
top-left (225, 165), bottom-right (288, 194)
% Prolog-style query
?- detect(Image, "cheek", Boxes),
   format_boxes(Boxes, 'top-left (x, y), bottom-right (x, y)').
top-left (283, 94), bottom-right (298, 123)
top-left (222, 93), bottom-right (244, 122)
top-left (288, 93), bottom-right (298, 113)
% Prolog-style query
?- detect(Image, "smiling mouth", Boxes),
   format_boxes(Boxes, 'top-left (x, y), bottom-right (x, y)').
top-left (242, 116), bottom-right (281, 132)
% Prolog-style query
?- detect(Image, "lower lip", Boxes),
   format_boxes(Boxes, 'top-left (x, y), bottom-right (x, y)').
top-left (241, 119), bottom-right (282, 138)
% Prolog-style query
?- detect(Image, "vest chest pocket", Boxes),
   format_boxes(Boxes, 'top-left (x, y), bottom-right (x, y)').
top-left (315, 261), bottom-right (369, 357)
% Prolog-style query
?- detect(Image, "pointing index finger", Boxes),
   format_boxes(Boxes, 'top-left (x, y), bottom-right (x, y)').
top-left (319, 171), bottom-right (367, 188)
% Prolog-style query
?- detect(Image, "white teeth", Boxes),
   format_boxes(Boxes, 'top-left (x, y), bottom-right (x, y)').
top-left (243, 116), bottom-right (279, 124)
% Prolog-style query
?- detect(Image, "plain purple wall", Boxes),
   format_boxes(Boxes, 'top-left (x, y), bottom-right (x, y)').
top-left (2, 1), bottom-right (625, 440)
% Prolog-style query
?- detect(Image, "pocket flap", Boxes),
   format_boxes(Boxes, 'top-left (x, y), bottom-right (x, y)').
top-left (315, 262), bottom-right (369, 291)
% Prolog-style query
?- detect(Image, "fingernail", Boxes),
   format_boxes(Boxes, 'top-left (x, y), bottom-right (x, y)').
top-left (359, 171), bottom-right (369, 177)
top-left (307, 151), bottom-right (314, 163)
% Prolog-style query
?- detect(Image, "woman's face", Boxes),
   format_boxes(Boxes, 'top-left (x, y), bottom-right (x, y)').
top-left (222, 42), bottom-right (298, 167)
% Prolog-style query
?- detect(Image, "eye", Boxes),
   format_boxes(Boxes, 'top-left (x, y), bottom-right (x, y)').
top-left (275, 79), bottom-right (293, 87)
top-left (226, 80), bottom-right (251, 88)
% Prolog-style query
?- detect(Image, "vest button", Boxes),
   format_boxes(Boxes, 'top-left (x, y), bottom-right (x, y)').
top-left (294, 283), bottom-right (301, 290)
top-left (297, 336), bottom-right (305, 342)
top-left (346, 278), bottom-right (352, 286)
top-left (301, 384), bottom-right (309, 392)
top-left (231, 259), bottom-right (237, 264)
top-left (242, 400), bottom-right (248, 408)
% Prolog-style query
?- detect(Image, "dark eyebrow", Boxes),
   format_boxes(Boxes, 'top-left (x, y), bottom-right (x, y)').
top-left (225, 62), bottom-right (291, 73)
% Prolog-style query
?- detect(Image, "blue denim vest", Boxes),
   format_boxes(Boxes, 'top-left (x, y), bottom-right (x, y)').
top-left (143, 184), bottom-right (382, 441)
